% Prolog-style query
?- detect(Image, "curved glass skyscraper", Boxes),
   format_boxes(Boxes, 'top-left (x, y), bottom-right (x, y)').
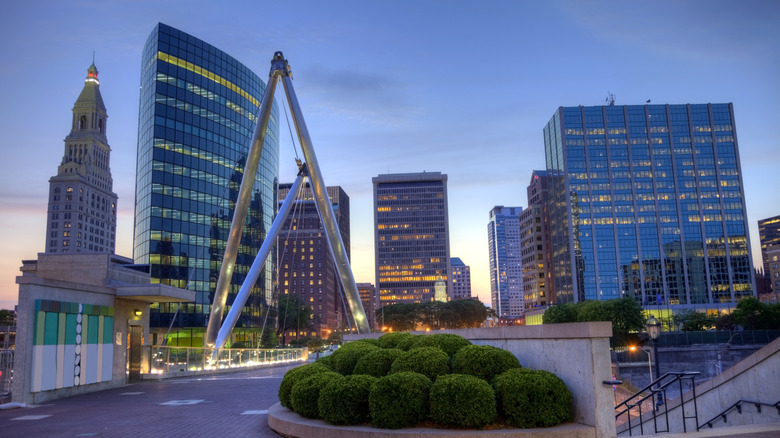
top-left (133, 23), bottom-right (279, 334)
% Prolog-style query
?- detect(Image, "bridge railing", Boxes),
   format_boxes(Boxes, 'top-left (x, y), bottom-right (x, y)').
top-left (146, 346), bottom-right (306, 376)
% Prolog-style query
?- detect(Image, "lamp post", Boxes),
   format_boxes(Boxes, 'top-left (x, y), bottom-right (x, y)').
top-left (646, 314), bottom-right (662, 381)
top-left (629, 345), bottom-right (653, 386)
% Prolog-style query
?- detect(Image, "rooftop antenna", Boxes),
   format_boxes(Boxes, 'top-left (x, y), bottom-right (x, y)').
top-left (605, 92), bottom-right (615, 106)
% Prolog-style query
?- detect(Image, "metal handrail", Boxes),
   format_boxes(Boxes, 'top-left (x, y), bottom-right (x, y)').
top-left (698, 399), bottom-right (780, 430)
top-left (616, 371), bottom-right (700, 436)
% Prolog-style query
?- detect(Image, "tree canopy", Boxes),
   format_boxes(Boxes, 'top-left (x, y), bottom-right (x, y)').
top-left (542, 298), bottom-right (645, 346)
top-left (377, 299), bottom-right (488, 332)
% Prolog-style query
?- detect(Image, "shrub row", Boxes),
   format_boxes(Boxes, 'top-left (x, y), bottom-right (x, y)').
top-left (278, 332), bottom-right (573, 429)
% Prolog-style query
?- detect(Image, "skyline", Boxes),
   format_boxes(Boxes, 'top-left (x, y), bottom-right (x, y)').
top-left (1, 1), bottom-right (779, 310)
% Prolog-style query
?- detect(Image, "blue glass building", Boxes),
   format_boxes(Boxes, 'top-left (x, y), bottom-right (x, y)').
top-left (487, 206), bottom-right (524, 317)
top-left (133, 24), bottom-right (279, 334)
top-left (544, 103), bottom-right (755, 307)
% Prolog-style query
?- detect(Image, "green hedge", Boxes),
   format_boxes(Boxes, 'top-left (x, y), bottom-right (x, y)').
top-left (377, 332), bottom-right (415, 349)
top-left (352, 348), bottom-right (404, 377)
top-left (329, 341), bottom-right (380, 375)
top-left (451, 344), bottom-right (521, 381)
top-left (390, 347), bottom-right (450, 380)
top-left (395, 333), bottom-right (420, 351)
top-left (493, 368), bottom-right (573, 428)
top-left (318, 374), bottom-right (377, 425)
top-left (289, 371), bottom-right (342, 418)
top-left (278, 362), bottom-right (333, 408)
top-left (408, 333), bottom-right (472, 357)
top-left (430, 374), bottom-right (496, 429)
top-left (369, 372), bottom-right (432, 429)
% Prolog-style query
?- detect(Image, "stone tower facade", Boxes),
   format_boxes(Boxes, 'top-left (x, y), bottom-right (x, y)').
top-left (45, 64), bottom-right (117, 254)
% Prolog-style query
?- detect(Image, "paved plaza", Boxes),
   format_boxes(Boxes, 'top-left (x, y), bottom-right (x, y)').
top-left (0, 363), bottom-right (301, 437)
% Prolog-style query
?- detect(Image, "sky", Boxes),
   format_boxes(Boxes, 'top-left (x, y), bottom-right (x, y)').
top-left (1, 0), bottom-right (778, 311)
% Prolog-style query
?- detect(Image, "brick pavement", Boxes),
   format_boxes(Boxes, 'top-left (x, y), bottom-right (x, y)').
top-left (0, 363), bottom-right (301, 438)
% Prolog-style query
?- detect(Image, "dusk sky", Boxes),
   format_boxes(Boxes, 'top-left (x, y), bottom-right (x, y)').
top-left (1, 0), bottom-right (778, 310)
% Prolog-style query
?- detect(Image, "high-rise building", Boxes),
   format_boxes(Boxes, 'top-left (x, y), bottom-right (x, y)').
top-left (758, 215), bottom-right (780, 276)
top-left (449, 257), bottom-right (472, 300)
top-left (519, 171), bottom-right (553, 309)
top-left (373, 172), bottom-right (451, 306)
top-left (356, 283), bottom-right (379, 330)
top-left (133, 24), bottom-right (279, 335)
top-left (543, 103), bottom-right (755, 307)
top-left (46, 63), bottom-right (118, 254)
top-left (487, 206), bottom-right (524, 317)
top-left (278, 183), bottom-right (349, 337)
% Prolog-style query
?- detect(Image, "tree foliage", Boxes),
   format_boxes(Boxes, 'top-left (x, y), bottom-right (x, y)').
top-left (543, 298), bottom-right (645, 346)
top-left (377, 299), bottom-right (488, 331)
top-left (733, 297), bottom-right (780, 330)
top-left (276, 294), bottom-right (315, 343)
top-left (674, 310), bottom-right (716, 331)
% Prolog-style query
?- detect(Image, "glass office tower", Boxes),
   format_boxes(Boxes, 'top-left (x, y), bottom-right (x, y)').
top-left (544, 103), bottom-right (754, 307)
top-left (373, 172), bottom-right (451, 306)
top-left (133, 23), bottom-right (279, 333)
top-left (487, 206), bottom-right (524, 317)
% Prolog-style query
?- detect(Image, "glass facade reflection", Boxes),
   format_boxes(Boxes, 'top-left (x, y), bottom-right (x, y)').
top-left (544, 103), bottom-right (755, 306)
top-left (134, 23), bottom-right (279, 331)
top-left (488, 206), bottom-right (524, 317)
top-left (373, 172), bottom-right (451, 306)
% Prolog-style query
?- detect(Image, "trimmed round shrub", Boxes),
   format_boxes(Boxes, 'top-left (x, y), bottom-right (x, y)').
top-left (369, 372), bottom-right (432, 429)
top-left (290, 371), bottom-right (342, 418)
top-left (390, 347), bottom-right (450, 380)
top-left (395, 333), bottom-right (421, 351)
top-left (493, 368), bottom-right (573, 428)
top-left (452, 344), bottom-right (521, 381)
top-left (377, 332), bottom-right (415, 349)
top-left (354, 337), bottom-right (380, 346)
top-left (353, 348), bottom-right (404, 377)
top-left (430, 374), bottom-right (497, 429)
top-left (329, 341), bottom-right (380, 375)
top-left (315, 354), bottom-right (332, 366)
top-left (318, 374), bottom-right (378, 425)
top-left (409, 333), bottom-right (471, 357)
top-left (278, 362), bottom-right (333, 408)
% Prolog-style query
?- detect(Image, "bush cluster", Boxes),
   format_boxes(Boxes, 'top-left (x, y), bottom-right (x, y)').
top-left (353, 348), bottom-right (404, 377)
top-left (408, 332), bottom-right (472, 356)
top-left (279, 332), bottom-right (574, 431)
top-left (430, 374), bottom-right (496, 428)
top-left (319, 374), bottom-right (377, 425)
top-left (328, 341), bottom-right (380, 375)
top-left (369, 372), bottom-right (432, 429)
top-left (451, 344), bottom-right (521, 381)
top-left (493, 368), bottom-right (573, 428)
top-left (390, 347), bottom-right (450, 380)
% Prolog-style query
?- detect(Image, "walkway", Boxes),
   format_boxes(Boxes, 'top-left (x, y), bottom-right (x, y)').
top-left (0, 363), bottom-right (300, 437)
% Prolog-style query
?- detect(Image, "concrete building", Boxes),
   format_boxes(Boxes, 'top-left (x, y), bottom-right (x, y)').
top-left (373, 172), bottom-right (451, 306)
top-left (356, 283), bottom-right (379, 330)
top-left (758, 215), bottom-right (780, 276)
top-left (46, 63), bottom-right (117, 254)
top-left (544, 103), bottom-right (755, 310)
top-left (449, 257), bottom-right (472, 300)
top-left (277, 184), bottom-right (350, 338)
top-left (13, 253), bottom-right (193, 404)
top-left (487, 206), bottom-right (524, 317)
top-left (519, 171), bottom-right (554, 310)
top-left (132, 23), bottom-right (278, 340)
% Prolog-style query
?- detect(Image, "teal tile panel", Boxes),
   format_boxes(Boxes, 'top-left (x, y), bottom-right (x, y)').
top-left (44, 312), bottom-right (59, 345)
top-left (102, 316), bottom-right (113, 343)
top-left (87, 315), bottom-right (99, 344)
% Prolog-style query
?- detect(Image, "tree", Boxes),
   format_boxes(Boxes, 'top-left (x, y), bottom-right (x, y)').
top-left (259, 328), bottom-right (279, 348)
top-left (0, 309), bottom-right (14, 325)
top-left (675, 310), bottom-right (715, 331)
top-left (542, 302), bottom-right (578, 324)
top-left (733, 297), bottom-right (780, 330)
top-left (276, 294), bottom-right (314, 344)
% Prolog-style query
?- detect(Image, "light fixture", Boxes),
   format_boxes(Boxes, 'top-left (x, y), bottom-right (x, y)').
top-left (134, 309), bottom-right (143, 317)
top-left (646, 314), bottom-right (661, 342)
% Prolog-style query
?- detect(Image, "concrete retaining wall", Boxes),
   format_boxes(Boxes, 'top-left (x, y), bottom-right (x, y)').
top-left (346, 322), bottom-right (616, 438)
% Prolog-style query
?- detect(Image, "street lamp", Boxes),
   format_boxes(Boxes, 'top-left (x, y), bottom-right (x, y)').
top-left (629, 345), bottom-right (653, 386)
top-left (646, 314), bottom-right (662, 382)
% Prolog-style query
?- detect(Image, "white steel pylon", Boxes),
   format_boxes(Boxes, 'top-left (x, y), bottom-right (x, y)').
top-left (205, 52), bottom-right (369, 350)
